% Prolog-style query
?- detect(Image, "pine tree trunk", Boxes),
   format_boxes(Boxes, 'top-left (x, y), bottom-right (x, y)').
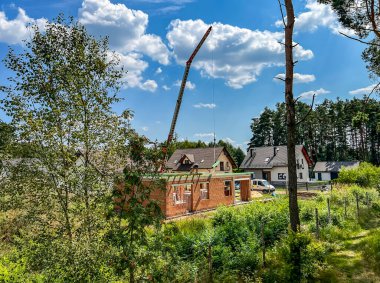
top-left (284, 0), bottom-right (301, 281)
top-left (284, 0), bottom-right (300, 232)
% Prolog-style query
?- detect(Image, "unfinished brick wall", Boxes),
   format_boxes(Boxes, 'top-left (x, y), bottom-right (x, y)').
top-left (240, 179), bottom-right (252, 201)
top-left (144, 173), bottom-right (251, 218)
top-left (192, 176), bottom-right (235, 212)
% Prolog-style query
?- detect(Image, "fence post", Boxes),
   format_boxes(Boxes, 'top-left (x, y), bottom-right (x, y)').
top-left (306, 182), bottom-right (309, 191)
top-left (344, 197), bottom-right (347, 219)
top-left (327, 198), bottom-right (331, 224)
top-left (315, 208), bottom-right (320, 239)
top-left (355, 192), bottom-right (360, 219)
top-left (261, 219), bottom-right (266, 268)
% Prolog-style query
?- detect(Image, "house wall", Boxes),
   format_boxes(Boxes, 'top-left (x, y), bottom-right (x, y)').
top-left (315, 172), bottom-right (331, 181)
top-left (144, 173), bottom-right (251, 218)
top-left (190, 176), bottom-right (235, 214)
top-left (239, 180), bottom-right (252, 201)
top-left (243, 149), bottom-right (309, 183)
top-left (168, 149), bottom-right (234, 174)
top-left (243, 169), bottom-right (263, 179)
top-left (215, 152), bottom-right (234, 173)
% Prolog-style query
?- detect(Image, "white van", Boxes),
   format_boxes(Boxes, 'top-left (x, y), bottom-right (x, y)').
top-left (252, 179), bottom-right (275, 193)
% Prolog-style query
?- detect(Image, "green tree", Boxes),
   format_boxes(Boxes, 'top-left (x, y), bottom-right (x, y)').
top-left (0, 15), bottom-right (128, 281)
top-left (320, 0), bottom-right (380, 85)
top-left (108, 133), bottom-right (165, 283)
top-left (0, 121), bottom-right (13, 153)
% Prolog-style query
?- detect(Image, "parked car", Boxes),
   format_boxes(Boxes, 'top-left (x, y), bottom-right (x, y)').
top-left (252, 179), bottom-right (275, 193)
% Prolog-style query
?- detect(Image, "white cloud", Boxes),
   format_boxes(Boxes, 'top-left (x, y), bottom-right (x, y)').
top-left (193, 103), bottom-right (216, 109)
top-left (194, 133), bottom-right (215, 138)
top-left (174, 80), bottom-right (196, 90)
top-left (167, 19), bottom-right (313, 89)
top-left (299, 88), bottom-right (330, 99)
top-left (78, 0), bottom-right (171, 92)
top-left (162, 85), bottom-right (171, 91)
top-left (155, 67), bottom-right (162, 74)
top-left (116, 52), bottom-right (157, 91)
top-left (141, 80), bottom-right (158, 92)
top-left (79, 0), bottom-right (170, 65)
top-left (155, 5), bottom-right (184, 14)
top-left (276, 0), bottom-right (355, 36)
top-left (142, 126), bottom-right (149, 131)
top-left (223, 137), bottom-right (235, 144)
top-left (0, 8), bottom-right (46, 45)
top-left (274, 73), bottom-right (316, 84)
top-left (349, 84), bottom-right (378, 95)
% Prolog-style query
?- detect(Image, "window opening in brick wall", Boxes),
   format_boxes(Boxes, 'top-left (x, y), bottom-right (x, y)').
top-left (200, 182), bottom-right (209, 200)
top-left (171, 183), bottom-right (192, 205)
top-left (224, 180), bottom-right (232, 196)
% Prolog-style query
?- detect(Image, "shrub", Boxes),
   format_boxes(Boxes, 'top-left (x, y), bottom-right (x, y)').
top-left (337, 162), bottom-right (380, 189)
top-left (272, 232), bottom-right (329, 281)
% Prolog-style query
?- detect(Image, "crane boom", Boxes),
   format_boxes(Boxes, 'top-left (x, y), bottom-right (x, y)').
top-left (165, 26), bottom-right (212, 153)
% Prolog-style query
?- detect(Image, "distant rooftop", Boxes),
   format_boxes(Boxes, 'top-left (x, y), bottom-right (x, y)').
top-left (314, 161), bottom-right (359, 172)
top-left (240, 145), bottom-right (312, 169)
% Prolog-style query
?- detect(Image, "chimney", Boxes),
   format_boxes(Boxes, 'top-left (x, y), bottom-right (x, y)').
top-left (274, 147), bottom-right (279, 156)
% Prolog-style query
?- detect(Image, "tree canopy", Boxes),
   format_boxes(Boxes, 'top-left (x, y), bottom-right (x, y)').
top-left (250, 98), bottom-right (380, 164)
top-left (320, 0), bottom-right (380, 85)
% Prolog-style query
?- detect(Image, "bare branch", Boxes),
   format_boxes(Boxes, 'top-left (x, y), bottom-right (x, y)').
top-left (295, 93), bottom-right (315, 126)
top-left (277, 0), bottom-right (286, 28)
top-left (365, 81), bottom-right (380, 102)
top-left (292, 60), bottom-right (298, 66)
top-left (292, 42), bottom-right (299, 47)
top-left (339, 31), bottom-right (380, 46)
top-left (274, 76), bottom-right (286, 82)
top-left (278, 41), bottom-right (286, 46)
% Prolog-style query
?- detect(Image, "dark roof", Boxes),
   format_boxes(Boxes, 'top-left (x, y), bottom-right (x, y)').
top-left (313, 161), bottom-right (359, 172)
top-left (240, 145), bottom-right (312, 169)
top-left (166, 147), bottom-right (236, 171)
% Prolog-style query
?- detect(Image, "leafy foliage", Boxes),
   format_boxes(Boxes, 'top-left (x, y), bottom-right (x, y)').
top-left (320, 0), bottom-right (380, 80)
top-left (337, 162), bottom-right (380, 188)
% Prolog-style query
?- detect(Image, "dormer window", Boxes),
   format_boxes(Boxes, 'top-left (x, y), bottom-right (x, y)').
top-left (179, 154), bottom-right (195, 165)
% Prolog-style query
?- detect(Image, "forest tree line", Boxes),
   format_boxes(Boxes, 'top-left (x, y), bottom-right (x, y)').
top-left (249, 98), bottom-right (380, 165)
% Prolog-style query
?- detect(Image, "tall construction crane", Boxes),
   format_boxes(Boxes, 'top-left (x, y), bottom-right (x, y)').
top-left (161, 26), bottom-right (212, 169)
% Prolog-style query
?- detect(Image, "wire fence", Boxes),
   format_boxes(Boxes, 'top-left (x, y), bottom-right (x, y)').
top-left (271, 180), bottom-right (333, 192)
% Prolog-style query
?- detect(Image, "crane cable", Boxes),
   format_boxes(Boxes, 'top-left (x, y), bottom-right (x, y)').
top-left (212, 42), bottom-right (216, 163)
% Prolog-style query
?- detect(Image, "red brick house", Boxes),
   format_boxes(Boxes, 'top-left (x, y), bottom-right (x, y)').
top-left (148, 171), bottom-right (252, 218)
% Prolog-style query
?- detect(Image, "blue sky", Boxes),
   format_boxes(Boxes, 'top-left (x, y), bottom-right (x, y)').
top-left (0, 0), bottom-right (376, 149)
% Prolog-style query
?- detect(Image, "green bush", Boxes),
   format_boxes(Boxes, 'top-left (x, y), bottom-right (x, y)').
top-left (264, 232), bottom-right (329, 282)
top-left (337, 162), bottom-right (380, 189)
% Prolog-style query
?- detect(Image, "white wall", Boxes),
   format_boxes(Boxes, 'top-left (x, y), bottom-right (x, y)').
top-left (269, 155), bottom-right (309, 182)
top-left (243, 148), bottom-right (310, 182)
top-left (315, 172), bottom-right (331, 181)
